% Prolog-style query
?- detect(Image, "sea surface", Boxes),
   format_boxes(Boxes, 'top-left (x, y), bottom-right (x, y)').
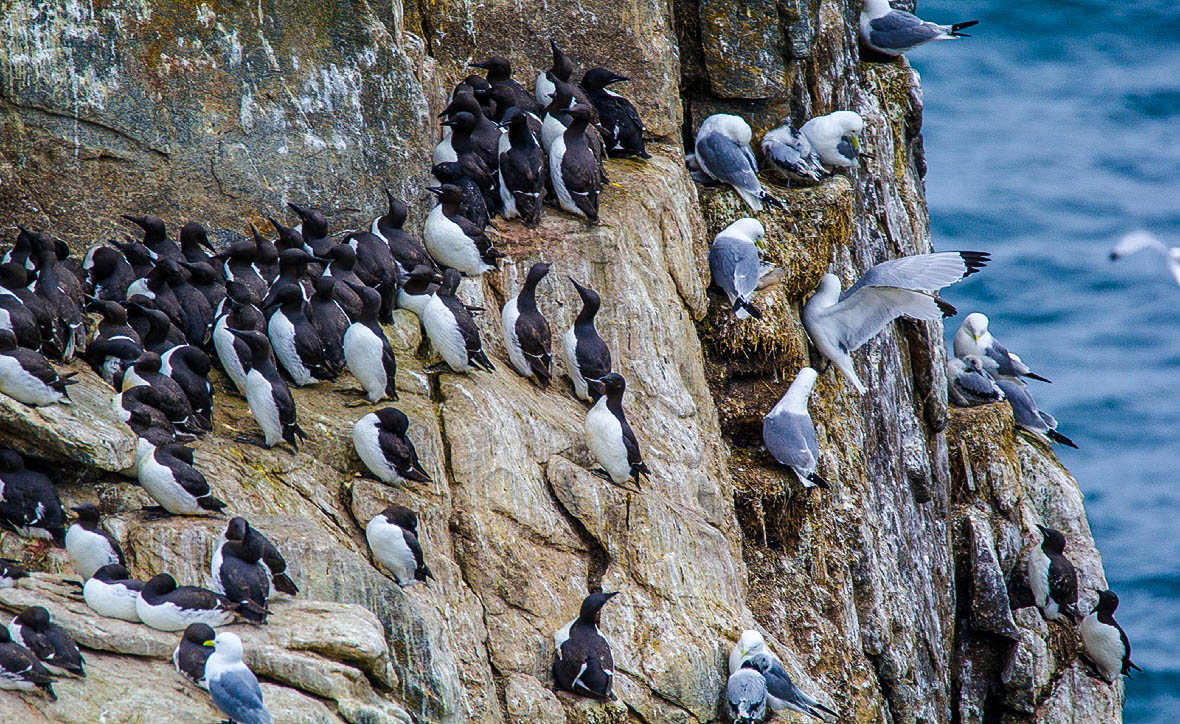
top-left (912, 0), bottom-right (1180, 720)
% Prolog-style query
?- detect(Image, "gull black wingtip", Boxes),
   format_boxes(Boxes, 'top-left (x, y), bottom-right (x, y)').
top-left (936, 297), bottom-right (958, 318)
top-left (950, 20), bottom-right (979, 37)
top-left (807, 473), bottom-right (831, 490)
top-left (1025, 371), bottom-right (1053, 384)
top-left (1047, 429), bottom-right (1079, 449)
top-left (958, 250), bottom-right (991, 276)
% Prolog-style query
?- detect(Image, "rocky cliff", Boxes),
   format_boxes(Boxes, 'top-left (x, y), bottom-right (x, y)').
top-left (0, 1), bottom-right (1122, 722)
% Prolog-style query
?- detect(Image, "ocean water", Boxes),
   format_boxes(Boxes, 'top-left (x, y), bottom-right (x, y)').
top-left (912, 0), bottom-right (1180, 719)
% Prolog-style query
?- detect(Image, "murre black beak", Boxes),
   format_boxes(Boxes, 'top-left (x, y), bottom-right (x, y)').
top-left (587, 378), bottom-right (606, 395)
top-left (609, 74), bottom-right (630, 84)
top-left (469, 61), bottom-right (491, 70)
top-left (426, 186), bottom-right (444, 195)
top-left (441, 118), bottom-right (459, 128)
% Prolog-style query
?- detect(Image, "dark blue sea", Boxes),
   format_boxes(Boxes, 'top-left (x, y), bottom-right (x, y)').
top-left (915, 0), bottom-right (1180, 719)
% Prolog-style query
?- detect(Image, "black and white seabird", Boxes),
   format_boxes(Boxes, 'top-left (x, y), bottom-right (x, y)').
top-left (709, 218), bottom-right (766, 319)
top-left (344, 286), bottom-right (398, 403)
top-left (1028, 525), bottom-right (1080, 623)
top-left (1082, 589), bottom-right (1140, 684)
top-left (317, 248), bottom-right (364, 321)
top-left (859, 0), bottom-right (977, 57)
top-left (498, 110), bottom-right (547, 227)
top-left (123, 351), bottom-right (205, 432)
top-left (213, 283), bottom-right (268, 395)
top-left (8, 606), bottom-right (84, 677)
top-left (0, 558), bottom-right (28, 588)
top-left (353, 407), bottom-right (432, 486)
top-left (371, 192), bottom-right (439, 278)
top-left (259, 248), bottom-right (319, 310)
top-left (126, 298), bottom-right (187, 354)
top-left (996, 379), bottom-right (1078, 448)
top-left (65, 503), bottom-right (124, 580)
top-left (947, 355), bottom-right (1005, 407)
top-left (0, 262), bottom-right (61, 357)
top-left (726, 665), bottom-right (769, 723)
top-left (550, 105), bottom-right (602, 223)
top-left (116, 386), bottom-right (178, 448)
top-left (0, 330), bottom-right (75, 406)
top-left (215, 232), bottom-right (271, 303)
top-left (0, 626), bottom-right (56, 700)
top-left (761, 122), bottom-right (826, 184)
top-left (89, 298), bottom-right (141, 346)
top-left (178, 259), bottom-right (226, 312)
top-left (136, 573), bottom-right (242, 631)
top-left (29, 247), bottom-right (85, 359)
top-left (501, 262), bottom-right (553, 386)
top-left (161, 344), bottom-right (214, 429)
top-left (0, 449), bottom-right (66, 545)
top-left (0, 281), bottom-right (42, 351)
top-left (423, 184), bottom-right (505, 276)
top-left (763, 367), bottom-right (829, 490)
top-left (211, 521), bottom-right (270, 623)
top-left (179, 221), bottom-right (218, 266)
top-left (287, 202), bottom-right (333, 258)
top-left (173, 622), bottom-right (215, 689)
top-left (137, 442), bottom-right (225, 517)
top-left (366, 505), bottom-right (433, 586)
top-left (126, 259), bottom-right (186, 333)
top-left (111, 237), bottom-right (157, 279)
top-left (82, 564), bottom-right (144, 623)
top-left (583, 373), bottom-right (649, 487)
top-left (439, 92), bottom-right (503, 185)
top-left (741, 654), bottom-right (837, 720)
top-left (266, 283), bottom-right (335, 386)
top-left (694, 114), bottom-right (782, 212)
top-left (581, 67), bottom-right (649, 160)
top-left (802, 251), bottom-right (989, 394)
top-left (535, 39), bottom-right (574, 107)
top-left (472, 56), bottom-right (540, 115)
top-left (799, 112), bottom-right (867, 170)
top-left (84, 244), bottom-right (136, 302)
top-left (421, 269), bottom-right (496, 374)
top-left (397, 265), bottom-right (441, 318)
top-left (85, 335), bottom-right (144, 390)
top-left (230, 329), bottom-right (306, 451)
top-left (553, 591), bottom-right (618, 700)
top-left (431, 160), bottom-right (492, 230)
top-left (122, 214), bottom-right (181, 261)
top-left (345, 231), bottom-right (399, 319)
top-left (562, 277), bottom-right (612, 402)
top-left (954, 312), bottom-right (1052, 383)
top-left (212, 517), bottom-right (298, 597)
top-left (205, 631), bottom-right (274, 724)
top-left (308, 277), bottom-right (350, 373)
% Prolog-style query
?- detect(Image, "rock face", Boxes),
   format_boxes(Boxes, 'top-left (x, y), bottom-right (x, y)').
top-left (0, 2), bottom-right (1120, 723)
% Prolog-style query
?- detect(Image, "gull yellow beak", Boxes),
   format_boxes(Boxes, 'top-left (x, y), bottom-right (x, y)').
top-left (203, 640), bottom-right (215, 648)
top-left (851, 136), bottom-right (860, 150)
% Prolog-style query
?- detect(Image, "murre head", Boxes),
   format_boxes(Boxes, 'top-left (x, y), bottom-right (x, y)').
top-left (441, 91), bottom-right (484, 120)
top-left (1037, 525), bottom-right (1067, 554)
top-left (313, 276), bottom-right (336, 300)
top-left (183, 622), bottom-right (216, 645)
top-left (287, 203), bottom-right (329, 239)
top-left (440, 268), bottom-right (462, 296)
top-left (441, 110), bottom-right (477, 134)
top-left (567, 104), bottom-right (593, 129)
top-left (548, 39), bottom-right (573, 81)
top-left (578, 591), bottom-right (619, 624)
top-left (380, 504), bottom-right (419, 532)
top-left (93, 563), bottom-right (133, 582)
top-left (1094, 589), bottom-right (1120, 614)
top-left (225, 280), bottom-right (261, 307)
top-left (70, 503), bottom-right (102, 523)
top-left (178, 260), bottom-right (218, 285)
top-left (428, 184), bottom-right (465, 209)
top-left (430, 162), bottom-right (464, 184)
top-left (267, 217), bottom-right (305, 253)
top-left (0, 329), bottom-right (18, 352)
top-left (381, 191), bottom-right (408, 229)
top-left (524, 261), bottom-right (552, 288)
top-left (374, 407), bottom-right (411, 436)
top-left (180, 222), bottom-right (215, 254)
top-left (122, 214), bottom-right (168, 243)
top-left (740, 653), bottom-right (775, 676)
top-left (569, 276), bottom-right (601, 316)
top-left (133, 351), bottom-right (163, 374)
top-left (15, 605), bottom-right (51, 630)
top-left (144, 573), bottom-right (178, 595)
top-left (470, 56), bottom-right (512, 81)
top-left (225, 516), bottom-right (250, 543)
top-left (961, 355), bottom-right (988, 375)
top-left (588, 372), bottom-right (626, 399)
top-left (581, 67), bottom-right (629, 92)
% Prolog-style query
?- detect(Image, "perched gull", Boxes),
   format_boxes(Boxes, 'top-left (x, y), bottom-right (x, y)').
top-left (204, 632), bottom-right (273, 724)
top-left (709, 218), bottom-right (766, 319)
top-left (799, 112), bottom-right (866, 169)
top-left (742, 654), bottom-right (838, 720)
top-left (947, 356), bottom-right (1005, 408)
top-left (996, 380), bottom-right (1078, 448)
top-left (694, 114), bottom-right (783, 212)
top-left (763, 368), bottom-right (829, 490)
top-left (726, 665), bottom-right (769, 723)
top-left (954, 312), bottom-right (1051, 383)
top-left (802, 251), bottom-right (990, 393)
top-left (761, 123), bottom-right (826, 184)
top-left (1109, 230), bottom-right (1180, 286)
top-left (859, 0), bottom-right (978, 57)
